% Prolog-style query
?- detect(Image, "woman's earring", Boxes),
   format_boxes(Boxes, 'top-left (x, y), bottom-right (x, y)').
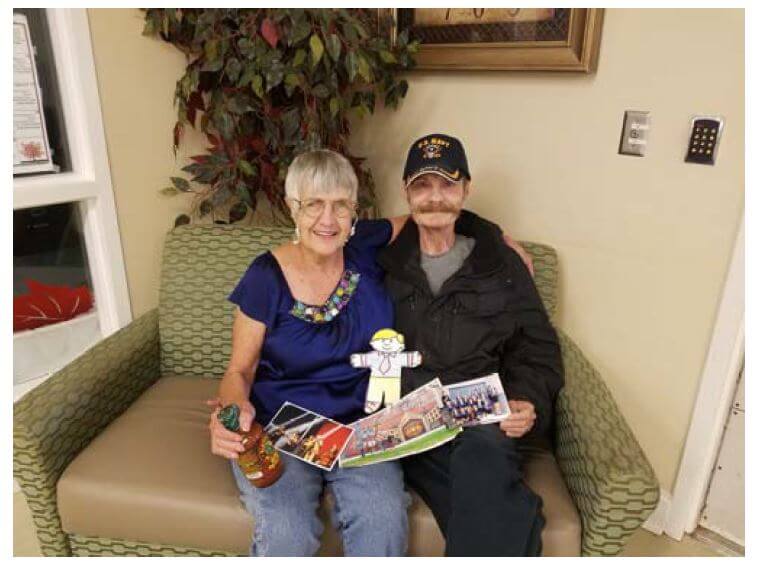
top-left (350, 220), bottom-right (357, 237)
top-left (293, 226), bottom-right (301, 245)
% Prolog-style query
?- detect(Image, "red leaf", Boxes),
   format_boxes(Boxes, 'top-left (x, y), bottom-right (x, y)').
top-left (207, 133), bottom-right (220, 146)
top-left (247, 136), bottom-right (267, 155)
top-left (190, 154), bottom-right (208, 163)
top-left (187, 91), bottom-right (205, 127)
top-left (260, 160), bottom-right (276, 181)
top-left (260, 18), bottom-right (279, 48)
top-left (173, 122), bottom-right (183, 150)
top-left (14, 280), bottom-right (94, 332)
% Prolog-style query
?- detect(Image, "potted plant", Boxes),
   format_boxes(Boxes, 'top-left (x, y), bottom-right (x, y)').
top-left (142, 8), bottom-right (419, 226)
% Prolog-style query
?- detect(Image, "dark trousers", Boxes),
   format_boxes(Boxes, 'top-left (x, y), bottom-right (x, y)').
top-left (402, 424), bottom-right (545, 556)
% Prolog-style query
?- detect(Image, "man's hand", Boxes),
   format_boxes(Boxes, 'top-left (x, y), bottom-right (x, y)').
top-left (503, 234), bottom-right (534, 277)
top-left (207, 397), bottom-right (256, 459)
top-left (499, 400), bottom-right (536, 438)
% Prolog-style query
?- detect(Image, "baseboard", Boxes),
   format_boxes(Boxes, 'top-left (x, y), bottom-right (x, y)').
top-left (691, 526), bottom-right (744, 556)
top-left (642, 488), bottom-right (672, 535)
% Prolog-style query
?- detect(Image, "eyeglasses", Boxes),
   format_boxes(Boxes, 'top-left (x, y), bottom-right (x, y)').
top-left (292, 198), bottom-right (357, 219)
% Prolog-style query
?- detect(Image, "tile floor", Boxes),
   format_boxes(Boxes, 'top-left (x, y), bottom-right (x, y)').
top-left (14, 491), bottom-right (731, 557)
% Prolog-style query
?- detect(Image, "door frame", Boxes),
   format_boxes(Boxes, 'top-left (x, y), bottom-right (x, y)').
top-left (664, 217), bottom-right (744, 540)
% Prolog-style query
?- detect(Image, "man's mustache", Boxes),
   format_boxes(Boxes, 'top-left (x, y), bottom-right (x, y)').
top-left (413, 201), bottom-right (459, 214)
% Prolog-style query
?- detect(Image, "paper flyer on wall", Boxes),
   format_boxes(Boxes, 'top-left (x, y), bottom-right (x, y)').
top-left (339, 373), bottom-right (510, 468)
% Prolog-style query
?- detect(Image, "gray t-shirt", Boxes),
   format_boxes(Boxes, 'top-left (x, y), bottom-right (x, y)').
top-left (420, 234), bottom-right (476, 296)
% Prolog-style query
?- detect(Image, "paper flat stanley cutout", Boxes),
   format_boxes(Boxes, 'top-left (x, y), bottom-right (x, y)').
top-left (350, 328), bottom-right (422, 413)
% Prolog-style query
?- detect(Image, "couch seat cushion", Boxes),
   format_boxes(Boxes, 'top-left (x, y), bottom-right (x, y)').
top-left (57, 376), bottom-right (580, 555)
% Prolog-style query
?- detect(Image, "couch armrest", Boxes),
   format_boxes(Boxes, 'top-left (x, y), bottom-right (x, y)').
top-left (553, 328), bottom-right (659, 556)
top-left (13, 308), bottom-right (161, 556)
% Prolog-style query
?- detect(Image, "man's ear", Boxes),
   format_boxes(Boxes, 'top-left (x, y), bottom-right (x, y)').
top-left (463, 179), bottom-right (472, 198)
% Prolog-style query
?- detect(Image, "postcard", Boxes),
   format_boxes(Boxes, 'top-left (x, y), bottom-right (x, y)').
top-left (442, 373), bottom-right (511, 427)
top-left (339, 379), bottom-right (462, 468)
top-left (265, 402), bottom-right (354, 471)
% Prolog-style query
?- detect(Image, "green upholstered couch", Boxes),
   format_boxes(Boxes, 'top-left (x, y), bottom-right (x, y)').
top-left (14, 224), bottom-right (659, 556)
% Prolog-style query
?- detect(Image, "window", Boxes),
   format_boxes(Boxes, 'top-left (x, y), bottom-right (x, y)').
top-left (13, 9), bottom-right (131, 398)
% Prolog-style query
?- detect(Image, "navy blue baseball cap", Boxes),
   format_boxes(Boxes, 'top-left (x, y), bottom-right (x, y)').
top-left (403, 133), bottom-right (471, 185)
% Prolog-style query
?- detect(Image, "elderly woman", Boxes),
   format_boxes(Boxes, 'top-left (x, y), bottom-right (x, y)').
top-left (209, 149), bottom-right (410, 557)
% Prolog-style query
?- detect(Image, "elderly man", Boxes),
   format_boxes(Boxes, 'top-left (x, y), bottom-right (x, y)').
top-left (377, 134), bottom-right (564, 556)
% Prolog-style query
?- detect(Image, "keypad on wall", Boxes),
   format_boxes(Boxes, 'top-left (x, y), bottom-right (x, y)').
top-left (685, 116), bottom-right (724, 166)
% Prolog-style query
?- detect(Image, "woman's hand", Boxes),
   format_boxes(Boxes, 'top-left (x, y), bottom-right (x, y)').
top-left (209, 309), bottom-right (266, 458)
top-left (207, 397), bottom-right (256, 460)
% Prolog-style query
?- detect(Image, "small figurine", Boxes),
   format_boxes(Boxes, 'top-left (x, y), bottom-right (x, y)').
top-left (350, 328), bottom-right (422, 413)
top-left (218, 404), bottom-right (283, 488)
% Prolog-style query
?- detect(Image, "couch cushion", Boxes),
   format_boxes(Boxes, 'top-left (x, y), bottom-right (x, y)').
top-left (158, 226), bottom-right (293, 379)
top-left (58, 376), bottom-right (580, 556)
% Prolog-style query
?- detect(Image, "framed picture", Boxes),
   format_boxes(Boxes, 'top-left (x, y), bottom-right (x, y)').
top-left (388, 8), bottom-right (604, 72)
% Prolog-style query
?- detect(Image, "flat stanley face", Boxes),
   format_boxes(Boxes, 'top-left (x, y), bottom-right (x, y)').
top-left (371, 337), bottom-right (404, 353)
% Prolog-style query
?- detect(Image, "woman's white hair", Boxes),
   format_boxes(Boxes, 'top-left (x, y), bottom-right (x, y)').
top-left (285, 149), bottom-right (358, 203)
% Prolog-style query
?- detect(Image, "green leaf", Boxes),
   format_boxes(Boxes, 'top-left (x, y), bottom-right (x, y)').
top-left (251, 74), bottom-right (264, 98)
top-left (354, 21), bottom-right (368, 39)
top-left (312, 84), bottom-right (329, 98)
top-left (285, 72), bottom-right (300, 88)
top-left (309, 33), bottom-right (324, 66)
top-left (159, 186), bottom-right (180, 197)
top-left (379, 50), bottom-right (397, 64)
top-left (357, 54), bottom-right (372, 83)
top-left (204, 38), bottom-right (219, 61)
top-left (265, 67), bottom-right (284, 92)
top-left (281, 108), bottom-right (301, 142)
top-left (292, 48), bottom-right (306, 68)
top-left (345, 51), bottom-right (358, 82)
top-left (238, 159), bottom-right (255, 176)
top-left (225, 58), bottom-right (241, 83)
top-left (215, 113), bottom-right (234, 140)
top-left (352, 103), bottom-right (370, 119)
top-left (202, 58), bottom-right (224, 73)
top-left (329, 96), bottom-right (340, 118)
top-left (290, 17), bottom-right (312, 45)
top-left (170, 176), bottom-right (191, 192)
top-left (237, 66), bottom-right (256, 89)
top-left (238, 37), bottom-right (256, 58)
top-left (341, 21), bottom-right (358, 44)
top-left (326, 34), bottom-right (342, 62)
top-left (142, 15), bottom-right (158, 37)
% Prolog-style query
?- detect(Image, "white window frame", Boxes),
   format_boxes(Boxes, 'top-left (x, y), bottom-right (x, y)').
top-left (13, 8), bottom-right (131, 337)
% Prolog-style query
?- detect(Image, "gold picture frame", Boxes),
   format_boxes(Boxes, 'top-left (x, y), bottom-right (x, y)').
top-left (387, 8), bottom-right (604, 72)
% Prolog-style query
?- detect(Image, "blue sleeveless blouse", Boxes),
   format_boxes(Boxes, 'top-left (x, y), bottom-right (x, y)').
top-left (227, 219), bottom-right (393, 425)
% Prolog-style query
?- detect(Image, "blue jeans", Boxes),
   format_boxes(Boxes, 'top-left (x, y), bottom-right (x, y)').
top-left (231, 454), bottom-right (410, 556)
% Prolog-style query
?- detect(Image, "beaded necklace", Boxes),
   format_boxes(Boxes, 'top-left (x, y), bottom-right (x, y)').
top-left (289, 269), bottom-right (361, 323)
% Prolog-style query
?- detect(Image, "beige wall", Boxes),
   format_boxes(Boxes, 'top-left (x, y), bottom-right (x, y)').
top-left (88, 8), bottom-right (204, 317)
top-left (88, 9), bottom-right (744, 491)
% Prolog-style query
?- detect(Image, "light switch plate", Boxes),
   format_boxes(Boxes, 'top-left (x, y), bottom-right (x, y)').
top-left (619, 110), bottom-right (650, 156)
top-left (685, 116), bottom-right (724, 165)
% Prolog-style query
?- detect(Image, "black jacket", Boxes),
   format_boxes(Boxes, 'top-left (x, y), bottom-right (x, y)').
top-left (377, 210), bottom-right (564, 441)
